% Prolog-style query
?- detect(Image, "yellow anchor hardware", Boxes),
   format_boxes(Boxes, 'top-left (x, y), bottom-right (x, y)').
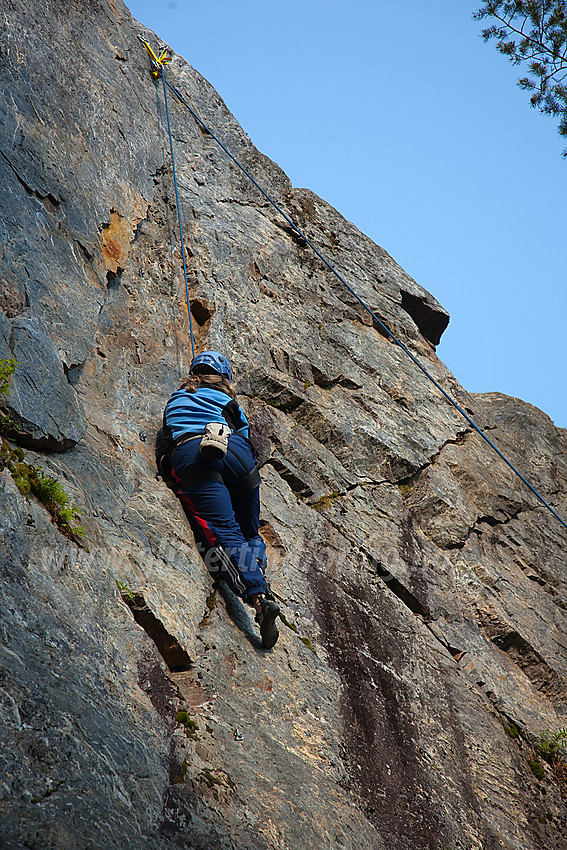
top-left (138, 35), bottom-right (171, 78)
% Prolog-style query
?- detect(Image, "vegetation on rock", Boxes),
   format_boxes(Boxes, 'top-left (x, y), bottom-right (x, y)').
top-left (0, 358), bottom-right (85, 544)
top-left (535, 728), bottom-right (567, 795)
top-left (474, 0), bottom-right (567, 152)
top-left (0, 357), bottom-right (18, 396)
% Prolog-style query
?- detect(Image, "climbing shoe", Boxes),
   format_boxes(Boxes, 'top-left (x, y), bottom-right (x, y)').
top-left (255, 599), bottom-right (280, 649)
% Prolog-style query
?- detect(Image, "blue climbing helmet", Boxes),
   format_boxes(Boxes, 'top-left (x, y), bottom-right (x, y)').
top-left (189, 350), bottom-right (232, 381)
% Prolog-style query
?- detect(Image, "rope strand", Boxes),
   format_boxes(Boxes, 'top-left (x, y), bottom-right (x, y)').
top-left (143, 46), bottom-right (566, 533)
top-left (161, 68), bottom-right (195, 357)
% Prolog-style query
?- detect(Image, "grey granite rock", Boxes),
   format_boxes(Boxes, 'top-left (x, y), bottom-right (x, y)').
top-left (0, 315), bottom-right (86, 450)
top-left (0, 1), bottom-right (565, 849)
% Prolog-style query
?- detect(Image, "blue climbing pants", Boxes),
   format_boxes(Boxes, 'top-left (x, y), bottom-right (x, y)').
top-left (171, 434), bottom-right (267, 600)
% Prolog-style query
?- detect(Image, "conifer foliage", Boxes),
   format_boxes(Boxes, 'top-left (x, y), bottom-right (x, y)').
top-left (474, 1), bottom-right (567, 152)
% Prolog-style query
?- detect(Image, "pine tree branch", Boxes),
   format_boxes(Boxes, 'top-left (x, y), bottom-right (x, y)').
top-left (488, 8), bottom-right (567, 65)
top-left (475, 1), bottom-right (567, 153)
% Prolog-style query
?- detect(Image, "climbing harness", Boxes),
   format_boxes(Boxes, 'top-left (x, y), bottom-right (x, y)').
top-left (156, 424), bottom-right (260, 492)
top-left (139, 38), bottom-right (567, 534)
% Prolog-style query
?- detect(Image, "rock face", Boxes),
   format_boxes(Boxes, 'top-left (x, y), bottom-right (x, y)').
top-left (0, 2), bottom-right (566, 849)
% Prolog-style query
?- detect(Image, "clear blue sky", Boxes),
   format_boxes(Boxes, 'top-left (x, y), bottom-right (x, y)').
top-left (127, 0), bottom-right (566, 428)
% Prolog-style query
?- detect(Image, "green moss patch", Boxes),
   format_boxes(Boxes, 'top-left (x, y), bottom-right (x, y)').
top-left (278, 611), bottom-right (315, 653)
top-left (528, 759), bottom-right (545, 780)
top-left (196, 767), bottom-right (236, 791)
top-left (175, 710), bottom-right (199, 739)
top-left (0, 357), bottom-right (18, 396)
top-left (0, 358), bottom-right (86, 546)
top-left (310, 490), bottom-right (340, 511)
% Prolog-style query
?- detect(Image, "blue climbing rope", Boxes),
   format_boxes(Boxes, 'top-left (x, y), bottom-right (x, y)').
top-left (140, 40), bottom-right (567, 534)
top-left (161, 71), bottom-right (195, 358)
top-left (139, 36), bottom-right (195, 357)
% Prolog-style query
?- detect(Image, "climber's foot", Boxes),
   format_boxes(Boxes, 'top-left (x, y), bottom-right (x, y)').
top-left (253, 596), bottom-right (280, 649)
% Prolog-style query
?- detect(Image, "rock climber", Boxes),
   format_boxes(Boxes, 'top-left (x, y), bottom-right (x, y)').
top-left (158, 350), bottom-right (280, 649)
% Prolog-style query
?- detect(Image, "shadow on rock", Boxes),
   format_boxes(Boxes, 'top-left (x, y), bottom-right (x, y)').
top-left (215, 582), bottom-right (266, 651)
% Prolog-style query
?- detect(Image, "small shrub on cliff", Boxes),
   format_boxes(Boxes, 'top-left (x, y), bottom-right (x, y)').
top-left (116, 580), bottom-right (136, 601)
top-left (0, 358), bottom-right (19, 432)
top-left (538, 727), bottom-right (567, 759)
top-left (33, 470), bottom-right (72, 512)
top-left (0, 359), bottom-right (86, 545)
top-left (175, 711), bottom-right (199, 739)
top-left (540, 728), bottom-right (567, 792)
top-left (0, 357), bottom-right (18, 396)
top-left (7, 459), bottom-right (86, 542)
top-left (531, 727), bottom-right (567, 796)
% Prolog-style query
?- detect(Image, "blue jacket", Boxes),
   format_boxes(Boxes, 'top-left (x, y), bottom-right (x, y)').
top-left (164, 387), bottom-right (250, 442)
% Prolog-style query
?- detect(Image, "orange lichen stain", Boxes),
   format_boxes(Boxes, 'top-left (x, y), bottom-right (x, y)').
top-left (101, 210), bottom-right (132, 273)
top-left (101, 200), bottom-right (147, 274)
top-left (104, 237), bottom-right (122, 262)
